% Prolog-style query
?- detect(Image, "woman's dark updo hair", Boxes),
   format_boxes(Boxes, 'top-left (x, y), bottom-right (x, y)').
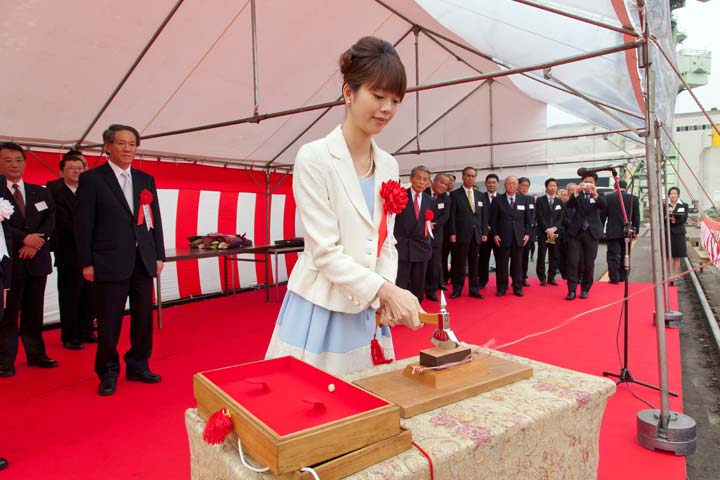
top-left (668, 186), bottom-right (680, 196)
top-left (339, 36), bottom-right (407, 101)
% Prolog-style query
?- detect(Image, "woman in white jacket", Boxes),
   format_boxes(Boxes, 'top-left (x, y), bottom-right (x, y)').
top-left (265, 36), bottom-right (422, 374)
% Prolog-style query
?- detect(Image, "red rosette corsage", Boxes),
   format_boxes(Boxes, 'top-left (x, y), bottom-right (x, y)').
top-left (137, 189), bottom-right (155, 229)
top-left (379, 180), bottom-right (408, 215)
top-left (424, 209), bottom-right (435, 238)
top-left (377, 181), bottom-right (409, 256)
top-left (140, 189), bottom-right (154, 205)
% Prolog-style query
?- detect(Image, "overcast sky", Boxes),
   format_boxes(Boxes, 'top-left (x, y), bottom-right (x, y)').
top-left (547, 1), bottom-right (717, 125)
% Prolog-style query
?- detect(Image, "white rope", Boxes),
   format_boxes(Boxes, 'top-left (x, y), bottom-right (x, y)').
top-left (300, 467), bottom-right (321, 479)
top-left (237, 438), bottom-right (269, 473)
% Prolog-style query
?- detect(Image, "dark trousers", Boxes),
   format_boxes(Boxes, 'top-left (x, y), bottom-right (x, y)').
top-left (496, 241), bottom-right (524, 292)
top-left (536, 238), bottom-right (559, 281)
top-left (521, 241), bottom-right (535, 279)
top-left (58, 267), bottom-right (96, 343)
top-left (0, 275), bottom-right (48, 367)
top-left (477, 240), bottom-right (497, 288)
top-left (567, 230), bottom-right (599, 293)
top-left (441, 238), bottom-right (454, 284)
top-left (606, 238), bottom-right (628, 282)
top-left (397, 260), bottom-right (428, 303)
top-left (424, 245), bottom-right (443, 294)
top-left (451, 238), bottom-right (480, 295)
top-left (94, 254), bottom-right (154, 380)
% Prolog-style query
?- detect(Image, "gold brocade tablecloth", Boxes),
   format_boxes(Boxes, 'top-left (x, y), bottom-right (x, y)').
top-left (185, 348), bottom-right (615, 480)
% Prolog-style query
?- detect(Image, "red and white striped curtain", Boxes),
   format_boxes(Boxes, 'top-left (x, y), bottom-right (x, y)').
top-left (701, 215), bottom-right (720, 268)
top-left (22, 152), bottom-right (300, 324)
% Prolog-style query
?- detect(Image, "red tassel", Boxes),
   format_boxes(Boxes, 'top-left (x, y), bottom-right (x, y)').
top-left (203, 408), bottom-right (233, 445)
top-left (370, 326), bottom-right (393, 365)
top-left (432, 328), bottom-right (449, 342)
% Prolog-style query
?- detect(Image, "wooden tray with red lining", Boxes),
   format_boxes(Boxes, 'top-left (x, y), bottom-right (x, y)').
top-left (194, 356), bottom-right (410, 478)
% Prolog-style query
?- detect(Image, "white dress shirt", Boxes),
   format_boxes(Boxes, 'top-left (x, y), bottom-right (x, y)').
top-left (108, 161), bottom-right (133, 212)
top-left (7, 178), bottom-right (26, 202)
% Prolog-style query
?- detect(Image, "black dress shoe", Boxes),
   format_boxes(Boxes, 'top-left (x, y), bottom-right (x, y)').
top-left (565, 291), bottom-right (576, 300)
top-left (522, 280), bottom-right (530, 287)
top-left (81, 333), bottom-right (99, 344)
top-left (99, 377), bottom-right (117, 396)
top-left (496, 289), bottom-right (506, 297)
top-left (513, 290), bottom-right (524, 297)
top-left (425, 293), bottom-right (439, 302)
top-left (0, 365), bottom-right (15, 377)
top-left (27, 356), bottom-right (59, 368)
top-left (126, 370), bottom-right (162, 384)
top-left (469, 291), bottom-right (484, 299)
top-left (0, 457), bottom-right (8, 470)
top-left (449, 290), bottom-right (461, 299)
top-left (580, 291), bottom-right (589, 299)
top-left (539, 280), bottom-right (547, 286)
top-left (548, 279), bottom-right (558, 286)
top-left (440, 285), bottom-right (448, 291)
top-left (63, 340), bottom-right (85, 350)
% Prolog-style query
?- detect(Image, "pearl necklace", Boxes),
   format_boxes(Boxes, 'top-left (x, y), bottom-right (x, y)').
top-left (358, 147), bottom-right (375, 179)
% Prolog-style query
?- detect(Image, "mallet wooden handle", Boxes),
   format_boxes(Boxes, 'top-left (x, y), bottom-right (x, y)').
top-left (375, 311), bottom-right (438, 326)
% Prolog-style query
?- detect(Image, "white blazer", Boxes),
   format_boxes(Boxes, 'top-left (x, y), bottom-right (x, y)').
top-left (287, 125), bottom-right (399, 313)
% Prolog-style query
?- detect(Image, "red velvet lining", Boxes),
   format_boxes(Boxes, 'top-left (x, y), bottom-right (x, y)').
top-left (202, 357), bottom-right (389, 436)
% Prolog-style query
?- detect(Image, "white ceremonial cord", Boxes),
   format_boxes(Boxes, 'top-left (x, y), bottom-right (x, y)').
top-left (237, 438), bottom-right (269, 473)
top-left (300, 467), bottom-right (321, 479)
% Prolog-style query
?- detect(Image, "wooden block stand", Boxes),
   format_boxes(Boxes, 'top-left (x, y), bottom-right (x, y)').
top-left (355, 355), bottom-right (533, 418)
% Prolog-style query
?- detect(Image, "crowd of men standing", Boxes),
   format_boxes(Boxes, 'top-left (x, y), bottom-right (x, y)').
top-left (394, 165), bottom-right (639, 304)
top-left (0, 124), bottom-right (166, 399)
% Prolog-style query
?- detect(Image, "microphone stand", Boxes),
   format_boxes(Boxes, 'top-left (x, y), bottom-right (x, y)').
top-left (602, 170), bottom-right (678, 397)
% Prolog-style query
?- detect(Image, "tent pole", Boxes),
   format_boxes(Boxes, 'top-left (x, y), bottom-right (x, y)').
top-left (74, 0), bottom-right (185, 146)
top-left (393, 82), bottom-right (487, 155)
top-left (636, 2), bottom-right (696, 454)
top-left (414, 26), bottom-right (421, 153)
top-left (394, 128), bottom-right (636, 155)
top-left (129, 40), bottom-right (641, 142)
top-left (265, 25), bottom-right (416, 167)
top-left (512, 0), bottom-right (638, 36)
top-left (542, 69), bottom-right (645, 136)
top-left (251, 0), bottom-right (260, 116)
top-left (421, 29), bottom-right (645, 122)
top-left (489, 79), bottom-right (494, 169)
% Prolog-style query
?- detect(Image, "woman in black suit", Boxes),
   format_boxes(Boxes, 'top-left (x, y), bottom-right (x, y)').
top-left (664, 186), bottom-right (688, 278)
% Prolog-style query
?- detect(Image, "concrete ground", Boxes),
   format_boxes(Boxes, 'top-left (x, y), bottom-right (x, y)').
top-left (522, 224), bottom-right (720, 479)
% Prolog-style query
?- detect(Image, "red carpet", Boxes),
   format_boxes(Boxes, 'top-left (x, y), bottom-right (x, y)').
top-left (0, 279), bottom-right (684, 479)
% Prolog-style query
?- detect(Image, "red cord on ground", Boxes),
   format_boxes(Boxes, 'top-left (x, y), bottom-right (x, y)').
top-left (412, 441), bottom-right (434, 480)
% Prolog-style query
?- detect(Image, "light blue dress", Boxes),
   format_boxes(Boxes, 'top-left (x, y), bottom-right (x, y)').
top-left (265, 176), bottom-right (394, 374)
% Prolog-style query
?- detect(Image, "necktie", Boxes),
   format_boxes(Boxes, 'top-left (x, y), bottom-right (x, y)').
top-left (121, 171), bottom-right (133, 212)
top-left (549, 197), bottom-right (554, 209)
top-left (413, 193), bottom-right (420, 220)
top-left (12, 183), bottom-right (25, 218)
top-left (490, 194), bottom-right (494, 205)
top-left (467, 189), bottom-right (475, 213)
top-left (510, 196), bottom-right (514, 209)
top-left (585, 192), bottom-right (590, 201)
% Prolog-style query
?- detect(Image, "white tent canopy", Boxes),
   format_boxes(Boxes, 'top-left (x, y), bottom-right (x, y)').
top-left (1, 0), bottom-right (676, 174)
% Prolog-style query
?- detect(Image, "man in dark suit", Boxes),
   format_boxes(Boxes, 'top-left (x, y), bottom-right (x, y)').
top-left (600, 180), bottom-right (640, 284)
top-left (423, 173), bottom-right (450, 301)
top-left (477, 173), bottom-right (500, 289)
top-left (394, 166), bottom-right (433, 303)
top-left (441, 173), bottom-right (456, 286)
top-left (535, 178), bottom-right (564, 286)
top-left (48, 153), bottom-right (97, 350)
top-left (0, 174), bottom-right (14, 379)
top-left (565, 173), bottom-right (606, 300)
top-left (0, 142), bottom-right (57, 377)
top-left (518, 177), bottom-right (536, 287)
top-left (448, 167), bottom-right (487, 299)
top-left (76, 124), bottom-right (166, 396)
top-left (490, 176), bottom-right (531, 297)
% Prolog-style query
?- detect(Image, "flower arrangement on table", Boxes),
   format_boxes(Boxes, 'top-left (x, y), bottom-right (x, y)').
top-left (188, 233), bottom-right (253, 250)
